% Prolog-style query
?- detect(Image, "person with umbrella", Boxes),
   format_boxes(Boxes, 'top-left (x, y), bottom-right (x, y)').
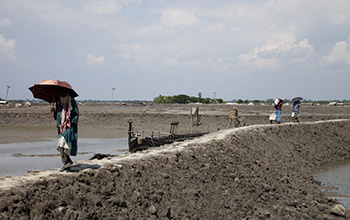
top-left (291, 97), bottom-right (303, 122)
top-left (29, 80), bottom-right (79, 171)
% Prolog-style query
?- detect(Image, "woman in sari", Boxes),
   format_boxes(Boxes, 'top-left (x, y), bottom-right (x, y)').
top-left (51, 89), bottom-right (79, 171)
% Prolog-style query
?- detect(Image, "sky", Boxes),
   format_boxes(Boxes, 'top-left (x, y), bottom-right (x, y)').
top-left (0, 0), bottom-right (350, 101)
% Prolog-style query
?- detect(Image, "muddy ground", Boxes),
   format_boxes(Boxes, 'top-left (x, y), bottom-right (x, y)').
top-left (1, 103), bottom-right (350, 219)
top-left (1, 103), bottom-right (350, 143)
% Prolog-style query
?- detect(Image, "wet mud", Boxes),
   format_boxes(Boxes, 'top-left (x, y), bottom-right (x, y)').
top-left (1, 119), bottom-right (350, 219)
top-left (1, 104), bottom-right (350, 219)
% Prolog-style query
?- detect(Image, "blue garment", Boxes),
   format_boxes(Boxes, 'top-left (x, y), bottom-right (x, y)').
top-left (293, 101), bottom-right (301, 112)
top-left (54, 98), bottom-right (79, 156)
top-left (276, 110), bottom-right (281, 122)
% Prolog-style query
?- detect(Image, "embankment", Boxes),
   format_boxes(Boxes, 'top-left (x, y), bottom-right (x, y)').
top-left (1, 120), bottom-right (350, 219)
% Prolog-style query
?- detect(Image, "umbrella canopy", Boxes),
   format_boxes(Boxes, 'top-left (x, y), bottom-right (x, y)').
top-left (291, 97), bottom-right (303, 103)
top-left (29, 79), bottom-right (78, 103)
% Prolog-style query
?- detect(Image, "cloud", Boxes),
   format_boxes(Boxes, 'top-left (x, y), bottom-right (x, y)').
top-left (204, 57), bottom-right (226, 69)
top-left (322, 41), bottom-right (350, 65)
top-left (184, 59), bottom-right (201, 66)
top-left (119, 42), bottom-right (160, 65)
top-left (319, 1), bottom-right (350, 25)
top-left (0, 33), bottom-right (16, 61)
top-left (0, 18), bottom-right (12, 28)
top-left (86, 54), bottom-right (105, 64)
top-left (164, 57), bottom-right (180, 66)
top-left (84, 1), bottom-right (123, 15)
top-left (238, 35), bottom-right (314, 68)
top-left (238, 51), bottom-right (279, 69)
top-left (200, 23), bottom-right (229, 34)
top-left (160, 10), bottom-right (198, 28)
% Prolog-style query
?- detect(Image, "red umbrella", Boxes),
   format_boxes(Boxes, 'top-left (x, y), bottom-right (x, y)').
top-left (28, 79), bottom-right (78, 103)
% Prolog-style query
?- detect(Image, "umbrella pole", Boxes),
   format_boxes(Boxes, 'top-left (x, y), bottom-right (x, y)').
top-left (52, 92), bottom-right (56, 114)
top-left (52, 91), bottom-right (56, 108)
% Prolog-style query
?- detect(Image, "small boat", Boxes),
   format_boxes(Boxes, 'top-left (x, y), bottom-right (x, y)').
top-left (128, 120), bottom-right (208, 152)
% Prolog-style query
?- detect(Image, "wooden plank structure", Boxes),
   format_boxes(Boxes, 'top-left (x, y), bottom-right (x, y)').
top-left (128, 120), bottom-right (207, 152)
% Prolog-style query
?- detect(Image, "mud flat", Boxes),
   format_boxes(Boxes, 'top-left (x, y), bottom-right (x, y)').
top-left (1, 103), bottom-right (350, 144)
top-left (1, 119), bottom-right (350, 219)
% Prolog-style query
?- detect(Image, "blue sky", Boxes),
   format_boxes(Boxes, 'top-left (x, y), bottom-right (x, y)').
top-left (1, 0), bottom-right (350, 101)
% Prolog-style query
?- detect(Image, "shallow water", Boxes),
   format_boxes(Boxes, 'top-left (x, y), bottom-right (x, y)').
top-left (314, 160), bottom-right (350, 209)
top-left (0, 138), bottom-right (128, 177)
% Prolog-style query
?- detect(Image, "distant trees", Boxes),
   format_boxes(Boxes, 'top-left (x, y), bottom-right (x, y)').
top-left (153, 94), bottom-right (223, 104)
top-left (265, 99), bottom-right (274, 104)
top-left (153, 95), bottom-right (170, 104)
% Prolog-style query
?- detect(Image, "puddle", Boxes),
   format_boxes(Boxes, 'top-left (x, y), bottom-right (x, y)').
top-left (313, 160), bottom-right (350, 209)
top-left (0, 138), bottom-right (128, 177)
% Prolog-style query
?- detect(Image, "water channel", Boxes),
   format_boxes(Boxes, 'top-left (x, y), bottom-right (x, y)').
top-left (0, 138), bottom-right (128, 177)
top-left (313, 160), bottom-right (350, 209)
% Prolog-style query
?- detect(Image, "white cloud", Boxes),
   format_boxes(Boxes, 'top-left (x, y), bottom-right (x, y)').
top-left (318, 1), bottom-right (350, 25)
top-left (204, 57), bottom-right (227, 69)
top-left (238, 51), bottom-right (279, 69)
top-left (119, 42), bottom-right (162, 65)
top-left (160, 10), bottom-right (198, 28)
top-left (238, 35), bottom-right (314, 68)
top-left (322, 41), bottom-right (350, 65)
top-left (0, 18), bottom-right (12, 28)
top-left (86, 54), bottom-right (105, 64)
top-left (164, 57), bottom-right (180, 66)
top-left (184, 59), bottom-right (201, 66)
top-left (200, 23), bottom-right (228, 33)
top-left (0, 33), bottom-right (16, 61)
top-left (84, 1), bottom-right (123, 15)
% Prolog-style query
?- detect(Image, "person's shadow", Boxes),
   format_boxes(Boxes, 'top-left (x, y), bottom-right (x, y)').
top-left (65, 163), bottom-right (101, 172)
top-left (63, 153), bottom-right (112, 172)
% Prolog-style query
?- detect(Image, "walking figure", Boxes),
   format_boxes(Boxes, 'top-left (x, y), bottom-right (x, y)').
top-left (274, 98), bottom-right (284, 124)
top-left (229, 108), bottom-right (240, 127)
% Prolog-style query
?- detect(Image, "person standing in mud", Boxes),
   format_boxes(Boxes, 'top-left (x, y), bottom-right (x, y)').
top-left (51, 89), bottom-right (79, 171)
top-left (274, 98), bottom-right (284, 124)
top-left (292, 100), bottom-right (301, 122)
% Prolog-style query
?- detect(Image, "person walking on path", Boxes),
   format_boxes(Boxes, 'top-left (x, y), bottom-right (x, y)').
top-left (292, 100), bottom-right (301, 122)
top-left (229, 108), bottom-right (241, 127)
top-left (51, 89), bottom-right (79, 171)
top-left (274, 98), bottom-right (284, 124)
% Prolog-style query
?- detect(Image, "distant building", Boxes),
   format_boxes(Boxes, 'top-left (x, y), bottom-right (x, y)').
top-left (0, 100), bottom-right (8, 105)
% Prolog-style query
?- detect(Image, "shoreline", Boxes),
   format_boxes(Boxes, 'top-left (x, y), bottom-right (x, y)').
top-left (0, 125), bottom-right (125, 144)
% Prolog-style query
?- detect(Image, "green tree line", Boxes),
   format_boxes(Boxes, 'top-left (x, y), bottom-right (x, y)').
top-left (153, 94), bottom-right (224, 104)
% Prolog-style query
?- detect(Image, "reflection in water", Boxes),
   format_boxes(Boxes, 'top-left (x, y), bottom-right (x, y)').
top-left (314, 160), bottom-right (350, 209)
top-left (0, 138), bottom-right (128, 177)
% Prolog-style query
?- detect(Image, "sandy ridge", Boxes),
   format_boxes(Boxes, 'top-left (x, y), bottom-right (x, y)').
top-left (1, 119), bottom-right (348, 191)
